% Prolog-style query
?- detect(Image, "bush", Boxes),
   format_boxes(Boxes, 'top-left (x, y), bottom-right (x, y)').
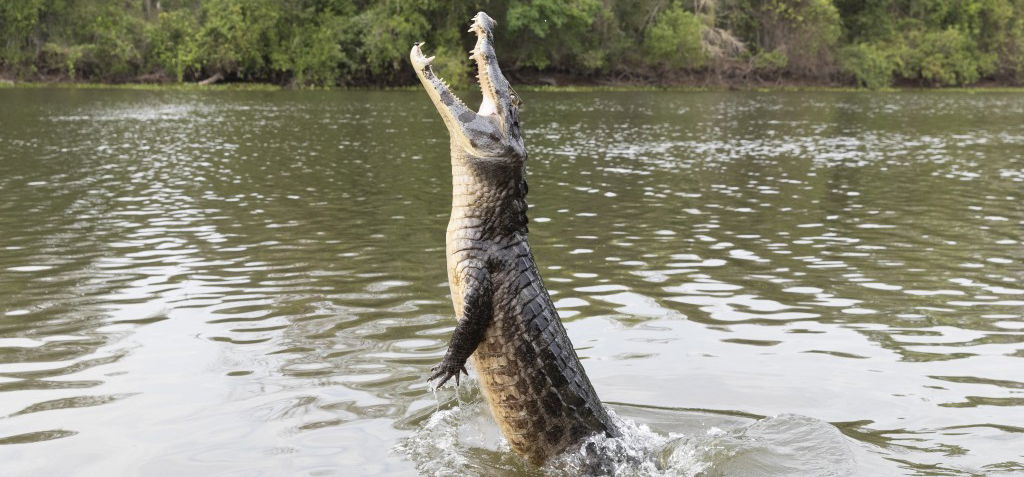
top-left (34, 3), bottom-right (145, 81)
top-left (271, 16), bottom-right (351, 87)
top-left (352, 6), bottom-right (429, 82)
top-left (841, 42), bottom-right (895, 88)
top-left (752, 49), bottom-right (788, 75)
top-left (895, 28), bottom-right (996, 85)
top-left (147, 10), bottom-right (202, 81)
top-left (196, 0), bottom-right (281, 80)
top-left (643, 4), bottom-right (706, 69)
top-left (504, 0), bottom-right (603, 70)
top-left (82, 7), bottom-right (144, 80)
top-left (758, 0), bottom-right (841, 78)
top-left (0, 0), bottom-right (45, 76)
top-left (987, 1), bottom-right (1024, 83)
top-left (1004, 30), bottom-right (1024, 82)
top-left (40, 43), bottom-right (91, 79)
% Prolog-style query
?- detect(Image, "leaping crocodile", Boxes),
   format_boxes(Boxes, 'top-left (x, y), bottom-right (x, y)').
top-left (410, 11), bottom-right (620, 466)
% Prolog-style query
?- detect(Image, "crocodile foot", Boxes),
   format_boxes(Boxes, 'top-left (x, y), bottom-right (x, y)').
top-left (428, 355), bottom-right (469, 388)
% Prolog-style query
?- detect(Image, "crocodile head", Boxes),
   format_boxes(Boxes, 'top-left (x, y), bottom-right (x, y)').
top-left (410, 12), bottom-right (525, 160)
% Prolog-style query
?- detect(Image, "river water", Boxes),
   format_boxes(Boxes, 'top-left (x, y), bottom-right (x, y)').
top-left (0, 88), bottom-right (1021, 476)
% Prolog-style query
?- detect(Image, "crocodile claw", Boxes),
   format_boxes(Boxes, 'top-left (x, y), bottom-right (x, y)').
top-left (428, 358), bottom-right (469, 388)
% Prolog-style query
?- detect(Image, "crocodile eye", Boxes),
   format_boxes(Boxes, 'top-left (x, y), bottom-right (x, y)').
top-left (509, 89), bottom-right (523, 109)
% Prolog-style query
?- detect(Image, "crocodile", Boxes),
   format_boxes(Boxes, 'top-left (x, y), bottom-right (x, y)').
top-left (409, 11), bottom-right (620, 466)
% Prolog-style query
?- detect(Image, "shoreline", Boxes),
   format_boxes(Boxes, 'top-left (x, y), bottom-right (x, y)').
top-left (3, 80), bottom-right (1024, 93)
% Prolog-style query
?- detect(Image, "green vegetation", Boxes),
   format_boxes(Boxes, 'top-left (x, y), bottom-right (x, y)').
top-left (2, 1), bottom-right (1023, 88)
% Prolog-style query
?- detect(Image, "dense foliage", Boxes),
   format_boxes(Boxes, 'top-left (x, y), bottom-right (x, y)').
top-left (2, 0), bottom-right (1023, 87)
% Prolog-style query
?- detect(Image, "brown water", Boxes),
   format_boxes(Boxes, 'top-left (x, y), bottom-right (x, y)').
top-left (0, 88), bottom-right (1021, 476)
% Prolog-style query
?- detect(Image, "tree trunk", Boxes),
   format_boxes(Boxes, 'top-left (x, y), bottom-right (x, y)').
top-left (198, 72), bottom-right (224, 85)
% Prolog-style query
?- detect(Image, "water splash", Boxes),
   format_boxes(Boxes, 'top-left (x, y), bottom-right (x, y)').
top-left (394, 391), bottom-right (533, 476)
top-left (397, 396), bottom-right (857, 477)
top-left (549, 411), bottom-right (856, 477)
top-left (545, 410), bottom-right (711, 477)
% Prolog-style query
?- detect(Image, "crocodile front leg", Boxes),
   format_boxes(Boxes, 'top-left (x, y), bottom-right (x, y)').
top-left (430, 267), bottom-right (493, 387)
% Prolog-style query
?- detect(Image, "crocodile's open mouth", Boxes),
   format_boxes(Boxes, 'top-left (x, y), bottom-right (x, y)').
top-left (410, 12), bottom-right (517, 135)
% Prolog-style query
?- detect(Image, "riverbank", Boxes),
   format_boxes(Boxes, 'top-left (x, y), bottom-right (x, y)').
top-left (4, 80), bottom-right (1024, 94)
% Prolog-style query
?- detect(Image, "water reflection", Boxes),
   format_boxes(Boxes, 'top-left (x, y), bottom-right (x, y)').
top-left (0, 89), bottom-right (1021, 476)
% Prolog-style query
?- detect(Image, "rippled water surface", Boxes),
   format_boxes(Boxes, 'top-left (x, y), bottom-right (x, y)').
top-left (1, 89), bottom-right (1021, 476)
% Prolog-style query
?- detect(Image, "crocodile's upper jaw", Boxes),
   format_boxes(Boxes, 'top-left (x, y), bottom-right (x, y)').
top-left (410, 12), bottom-right (523, 159)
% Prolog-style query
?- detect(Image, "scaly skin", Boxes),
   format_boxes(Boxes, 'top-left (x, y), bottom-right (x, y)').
top-left (410, 12), bottom-right (619, 465)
